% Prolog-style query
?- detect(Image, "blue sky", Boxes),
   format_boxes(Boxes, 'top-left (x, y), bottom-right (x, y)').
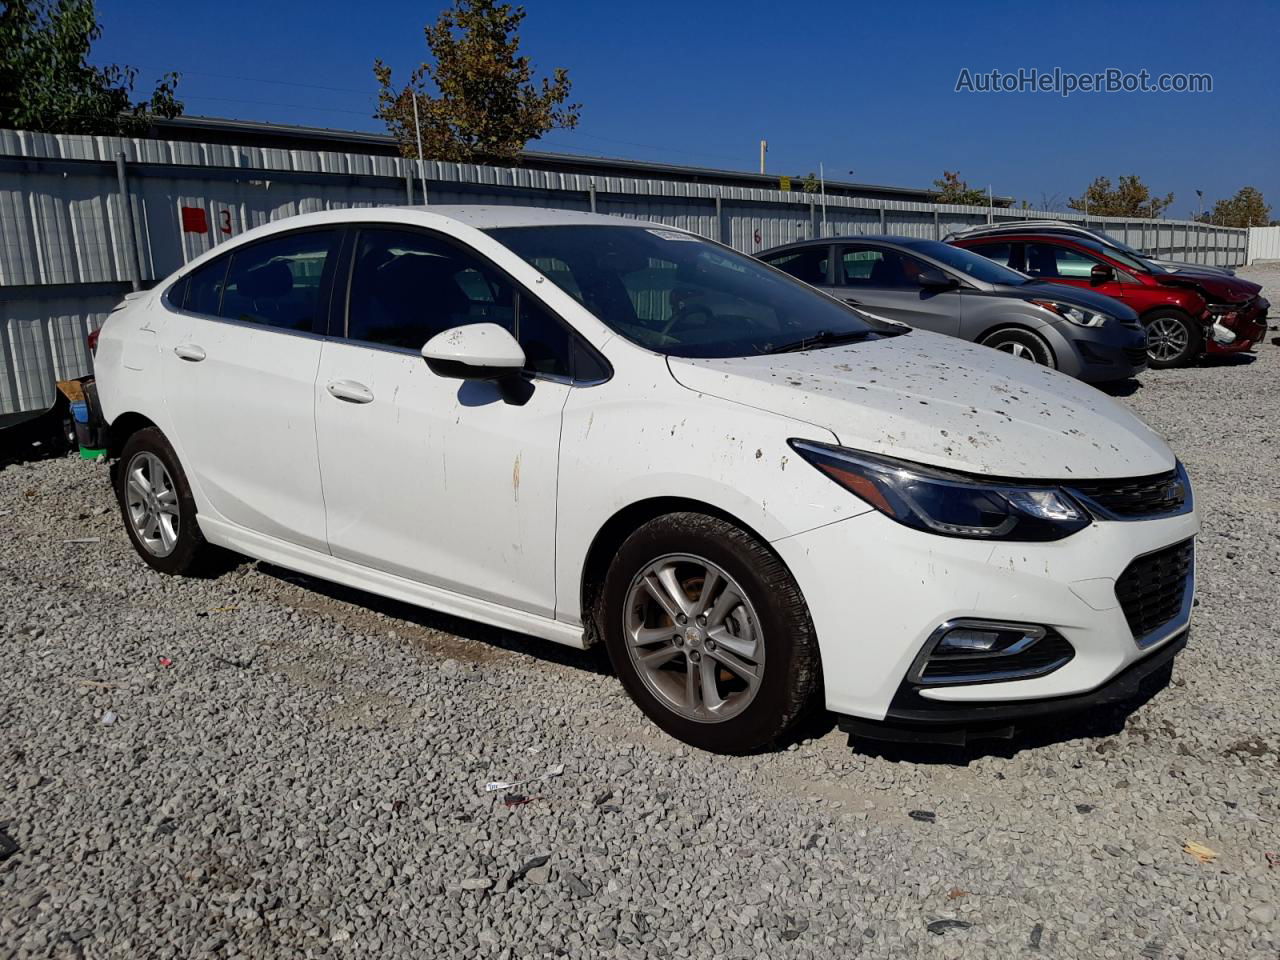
top-left (96, 0), bottom-right (1278, 217)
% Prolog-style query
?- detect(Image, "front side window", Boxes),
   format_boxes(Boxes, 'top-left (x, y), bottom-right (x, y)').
top-left (1024, 242), bottom-right (1105, 280)
top-left (839, 245), bottom-right (929, 289)
top-left (764, 246), bottom-right (829, 285)
top-left (489, 226), bottom-right (892, 359)
top-left (345, 227), bottom-right (579, 378)
top-left (218, 230), bottom-right (338, 332)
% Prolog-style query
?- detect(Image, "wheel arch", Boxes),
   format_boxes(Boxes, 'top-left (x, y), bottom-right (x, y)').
top-left (107, 411), bottom-right (159, 459)
top-left (578, 496), bottom-right (780, 647)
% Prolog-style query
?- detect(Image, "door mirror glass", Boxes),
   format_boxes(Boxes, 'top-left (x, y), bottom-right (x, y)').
top-left (421, 323), bottom-right (526, 380)
top-left (1090, 262), bottom-right (1115, 285)
top-left (916, 266), bottom-right (957, 290)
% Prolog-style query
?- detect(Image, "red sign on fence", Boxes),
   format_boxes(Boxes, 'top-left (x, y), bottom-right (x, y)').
top-left (180, 207), bottom-right (208, 234)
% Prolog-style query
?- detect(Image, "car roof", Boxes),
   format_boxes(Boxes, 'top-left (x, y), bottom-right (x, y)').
top-left (759, 234), bottom-right (939, 255)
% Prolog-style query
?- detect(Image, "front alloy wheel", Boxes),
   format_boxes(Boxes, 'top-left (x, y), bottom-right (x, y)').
top-left (624, 554), bottom-right (765, 722)
top-left (600, 512), bottom-right (819, 753)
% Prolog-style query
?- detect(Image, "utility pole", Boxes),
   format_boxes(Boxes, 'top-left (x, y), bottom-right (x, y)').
top-left (987, 184), bottom-right (993, 224)
top-left (412, 93), bottom-right (428, 205)
top-left (819, 162), bottom-right (827, 236)
top-left (759, 139), bottom-right (767, 175)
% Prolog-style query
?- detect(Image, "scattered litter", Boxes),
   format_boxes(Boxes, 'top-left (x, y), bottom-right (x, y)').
top-left (1183, 841), bottom-right (1217, 864)
top-left (946, 888), bottom-right (968, 900)
top-left (99, 710), bottom-right (117, 726)
top-left (908, 810), bottom-right (937, 823)
top-left (1075, 803), bottom-right (1095, 814)
top-left (926, 919), bottom-right (972, 935)
top-left (60, 538), bottom-right (100, 544)
top-left (484, 763), bottom-right (565, 793)
top-left (1265, 851), bottom-right (1279, 869)
top-left (0, 827), bottom-right (19, 861)
top-left (158, 657), bottom-right (173, 668)
top-left (1029, 922), bottom-right (1044, 948)
top-left (502, 793), bottom-right (535, 808)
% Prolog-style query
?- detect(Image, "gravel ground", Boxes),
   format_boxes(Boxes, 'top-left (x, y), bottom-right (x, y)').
top-left (2, 265), bottom-right (1278, 960)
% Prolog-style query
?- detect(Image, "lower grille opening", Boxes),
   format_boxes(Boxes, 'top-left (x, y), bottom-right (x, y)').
top-left (1116, 539), bottom-right (1193, 644)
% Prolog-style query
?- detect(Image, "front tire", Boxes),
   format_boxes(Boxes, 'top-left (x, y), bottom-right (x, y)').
top-left (115, 427), bottom-right (210, 575)
top-left (599, 512), bottom-right (820, 753)
top-left (1143, 310), bottom-right (1201, 368)
top-left (979, 327), bottom-right (1056, 367)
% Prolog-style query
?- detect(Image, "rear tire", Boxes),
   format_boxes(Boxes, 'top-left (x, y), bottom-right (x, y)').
top-left (979, 327), bottom-right (1056, 367)
top-left (115, 427), bottom-right (211, 575)
top-left (1143, 310), bottom-right (1201, 368)
top-left (599, 512), bottom-right (820, 753)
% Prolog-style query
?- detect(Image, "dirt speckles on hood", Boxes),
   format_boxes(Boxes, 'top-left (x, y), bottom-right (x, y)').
top-left (667, 332), bottom-right (1174, 479)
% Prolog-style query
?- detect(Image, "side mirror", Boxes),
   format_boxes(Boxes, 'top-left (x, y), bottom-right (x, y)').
top-left (917, 267), bottom-right (958, 291)
top-left (1090, 263), bottom-right (1115, 285)
top-left (422, 323), bottom-right (525, 381)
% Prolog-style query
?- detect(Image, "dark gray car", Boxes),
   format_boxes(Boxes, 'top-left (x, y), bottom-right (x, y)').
top-left (758, 236), bottom-right (1148, 382)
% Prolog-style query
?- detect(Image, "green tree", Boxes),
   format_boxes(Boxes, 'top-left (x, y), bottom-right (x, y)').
top-left (1198, 187), bottom-right (1271, 228)
top-left (1068, 175), bottom-right (1173, 218)
top-left (932, 171), bottom-right (987, 205)
top-left (0, 0), bottom-right (181, 135)
top-left (801, 171), bottom-right (820, 194)
top-left (374, 0), bottom-right (580, 164)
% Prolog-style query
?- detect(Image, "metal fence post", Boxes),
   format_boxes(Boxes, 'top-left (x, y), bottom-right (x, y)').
top-left (933, 209), bottom-right (940, 240)
top-left (115, 152), bottom-right (142, 292)
top-left (589, 179), bottom-right (597, 214)
top-left (809, 199), bottom-right (817, 239)
top-left (879, 204), bottom-right (886, 233)
top-left (715, 192), bottom-right (723, 244)
top-left (404, 167), bottom-right (414, 205)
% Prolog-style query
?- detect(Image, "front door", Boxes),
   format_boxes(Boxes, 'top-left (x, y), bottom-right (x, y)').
top-left (313, 225), bottom-right (572, 617)
top-left (831, 243), bottom-right (962, 336)
top-left (160, 228), bottom-right (339, 552)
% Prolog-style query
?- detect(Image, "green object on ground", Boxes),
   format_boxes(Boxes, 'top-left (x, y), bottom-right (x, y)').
top-left (79, 447), bottom-right (106, 460)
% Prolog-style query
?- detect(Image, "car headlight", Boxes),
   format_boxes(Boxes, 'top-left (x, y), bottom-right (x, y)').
top-left (1028, 299), bottom-right (1109, 328)
top-left (791, 441), bottom-right (1090, 542)
top-left (1205, 303), bottom-right (1243, 316)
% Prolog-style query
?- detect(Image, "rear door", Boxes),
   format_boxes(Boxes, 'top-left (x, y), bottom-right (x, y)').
top-left (159, 228), bottom-right (338, 551)
top-left (313, 224), bottom-right (582, 617)
top-left (830, 243), bottom-right (961, 336)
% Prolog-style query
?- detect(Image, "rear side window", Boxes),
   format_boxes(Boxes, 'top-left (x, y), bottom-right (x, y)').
top-left (764, 247), bottom-right (828, 285)
top-left (218, 230), bottom-right (338, 333)
top-left (970, 242), bottom-right (1015, 268)
top-left (183, 257), bottom-right (230, 315)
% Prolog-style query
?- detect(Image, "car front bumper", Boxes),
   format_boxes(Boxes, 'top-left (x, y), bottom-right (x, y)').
top-left (772, 504), bottom-right (1199, 732)
top-left (1042, 320), bottom-right (1149, 382)
top-left (1204, 297), bottom-right (1269, 354)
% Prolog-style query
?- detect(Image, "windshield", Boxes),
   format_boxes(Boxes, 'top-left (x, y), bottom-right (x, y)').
top-left (898, 238), bottom-right (1032, 286)
top-left (1073, 236), bottom-right (1150, 274)
top-left (1087, 228), bottom-right (1169, 271)
top-left (488, 225), bottom-right (898, 358)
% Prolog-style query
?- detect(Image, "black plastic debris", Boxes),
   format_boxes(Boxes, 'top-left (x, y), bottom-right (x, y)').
top-left (908, 810), bottom-right (937, 823)
top-left (1075, 803), bottom-right (1095, 814)
top-left (927, 919), bottom-right (972, 935)
top-left (1030, 922), bottom-right (1044, 948)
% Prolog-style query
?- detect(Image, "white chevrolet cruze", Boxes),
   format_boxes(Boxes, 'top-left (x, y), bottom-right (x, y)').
top-left (94, 207), bottom-right (1198, 752)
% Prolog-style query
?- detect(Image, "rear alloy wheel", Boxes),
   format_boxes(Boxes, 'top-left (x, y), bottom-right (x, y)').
top-left (115, 427), bottom-right (211, 575)
top-left (979, 328), bottom-right (1056, 368)
top-left (600, 512), bottom-right (819, 753)
top-left (1143, 310), bottom-right (1201, 368)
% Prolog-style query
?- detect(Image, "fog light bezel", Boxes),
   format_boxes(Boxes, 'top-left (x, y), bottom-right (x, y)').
top-left (907, 619), bottom-right (1073, 686)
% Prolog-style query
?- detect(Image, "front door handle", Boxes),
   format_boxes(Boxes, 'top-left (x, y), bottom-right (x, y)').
top-left (326, 379), bottom-right (374, 404)
top-left (174, 343), bottom-right (206, 362)
top-left (842, 297), bottom-right (862, 305)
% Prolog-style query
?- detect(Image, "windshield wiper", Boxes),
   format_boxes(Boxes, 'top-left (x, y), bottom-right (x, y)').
top-left (761, 329), bottom-right (877, 355)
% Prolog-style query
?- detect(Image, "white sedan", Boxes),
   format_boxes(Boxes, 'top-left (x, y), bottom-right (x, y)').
top-left (92, 206), bottom-right (1198, 751)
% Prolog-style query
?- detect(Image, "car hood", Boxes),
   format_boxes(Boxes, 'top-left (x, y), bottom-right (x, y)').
top-left (667, 332), bottom-right (1174, 479)
top-left (1156, 272), bottom-right (1261, 301)
top-left (1008, 281), bottom-right (1139, 320)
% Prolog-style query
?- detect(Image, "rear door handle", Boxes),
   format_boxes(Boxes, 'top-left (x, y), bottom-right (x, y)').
top-left (326, 379), bottom-right (374, 404)
top-left (842, 297), bottom-right (862, 305)
top-left (173, 343), bottom-right (206, 362)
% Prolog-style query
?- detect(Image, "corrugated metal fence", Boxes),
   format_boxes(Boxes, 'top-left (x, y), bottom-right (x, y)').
top-left (1247, 225), bottom-right (1280, 264)
top-left (0, 127), bottom-right (1253, 419)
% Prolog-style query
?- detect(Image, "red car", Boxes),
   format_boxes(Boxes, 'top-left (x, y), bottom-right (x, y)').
top-left (951, 232), bottom-right (1269, 368)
